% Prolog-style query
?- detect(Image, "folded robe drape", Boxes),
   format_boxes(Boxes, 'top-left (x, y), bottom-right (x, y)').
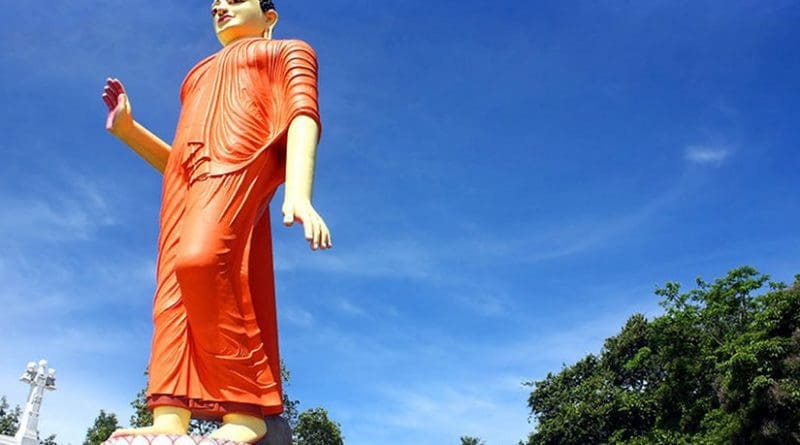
top-left (145, 37), bottom-right (321, 420)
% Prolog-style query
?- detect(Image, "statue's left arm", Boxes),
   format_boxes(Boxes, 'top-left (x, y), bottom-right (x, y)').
top-left (279, 40), bottom-right (331, 251)
top-left (283, 115), bottom-right (331, 250)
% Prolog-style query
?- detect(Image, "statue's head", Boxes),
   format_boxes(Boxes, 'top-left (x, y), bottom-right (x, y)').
top-left (211, 0), bottom-right (279, 46)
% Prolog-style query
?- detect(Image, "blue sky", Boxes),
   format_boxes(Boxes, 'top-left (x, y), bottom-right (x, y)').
top-left (1, 1), bottom-right (799, 444)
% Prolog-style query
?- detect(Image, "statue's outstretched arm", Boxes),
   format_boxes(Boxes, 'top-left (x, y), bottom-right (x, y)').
top-left (102, 78), bottom-right (171, 173)
top-left (282, 115), bottom-right (332, 250)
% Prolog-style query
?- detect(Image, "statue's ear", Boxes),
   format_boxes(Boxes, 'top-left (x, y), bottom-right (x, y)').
top-left (264, 9), bottom-right (279, 39)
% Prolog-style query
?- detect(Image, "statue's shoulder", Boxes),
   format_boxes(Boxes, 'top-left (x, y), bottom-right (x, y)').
top-left (270, 39), bottom-right (317, 57)
top-left (276, 38), bottom-right (314, 48)
top-left (236, 39), bottom-right (317, 68)
top-left (180, 52), bottom-right (218, 101)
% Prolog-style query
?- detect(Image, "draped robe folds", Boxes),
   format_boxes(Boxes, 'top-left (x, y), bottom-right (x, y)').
top-left (145, 37), bottom-right (321, 420)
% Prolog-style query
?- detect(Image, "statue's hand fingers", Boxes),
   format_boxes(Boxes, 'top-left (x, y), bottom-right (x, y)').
top-left (102, 93), bottom-right (115, 111)
top-left (324, 225), bottom-right (332, 249)
top-left (110, 78), bottom-right (126, 97)
top-left (103, 86), bottom-right (116, 104)
top-left (303, 213), bottom-right (313, 242)
top-left (319, 221), bottom-right (331, 249)
top-left (282, 203), bottom-right (295, 226)
top-left (312, 216), bottom-right (323, 250)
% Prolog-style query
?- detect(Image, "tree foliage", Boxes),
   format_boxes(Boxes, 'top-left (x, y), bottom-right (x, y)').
top-left (281, 364), bottom-right (301, 432)
top-left (129, 383), bottom-right (152, 429)
top-left (460, 436), bottom-right (485, 445)
top-left (83, 410), bottom-right (120, 445)
top-left (0, 396), bottom-right (58, 444)
top-left (0, 396), bottom-right (21, 436)
top-left (524, 267), bottom-right (800, 445)
top-left (294, 408), bottom-right (343, 445)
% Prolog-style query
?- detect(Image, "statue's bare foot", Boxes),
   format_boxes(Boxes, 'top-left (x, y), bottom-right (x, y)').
top-left (207, 413), bottom-right (267, 444)
top-left (111, 406), bottom-right (190, 438)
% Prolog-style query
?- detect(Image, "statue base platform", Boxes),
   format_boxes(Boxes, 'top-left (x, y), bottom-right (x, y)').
top-left (102, 416), bottom-right (292, 445)
top-left (103, 435), bottom-right (241, 445)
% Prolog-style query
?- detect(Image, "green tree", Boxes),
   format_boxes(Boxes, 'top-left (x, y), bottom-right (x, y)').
top-left (524, 267), bottom-right (800, 445)
top-left (0, 396), bottom-right (21, 435)
top-left (84, 410), bottom-right (120, 445)
top-left (460, 436), bottom-right (485, 445)
top-left (0, 395), bottom-right (59, 444)
top-left (294, 408), bottom-right (343, 445)
top-left (129, 382), bottom-right (152, 428)
top-left (40, 433), bottom-right (58, 445)
top-left (281, 363), bottom-right (301, 431)
top-left (188, 418), bottom-right (220, 436)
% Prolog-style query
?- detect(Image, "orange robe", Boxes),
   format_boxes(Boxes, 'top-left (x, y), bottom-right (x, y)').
top-left (145, 37), bottom-right (320, 420)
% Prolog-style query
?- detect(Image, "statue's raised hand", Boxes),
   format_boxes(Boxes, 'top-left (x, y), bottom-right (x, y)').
top-left (101, 78), bottom-right (134, 136)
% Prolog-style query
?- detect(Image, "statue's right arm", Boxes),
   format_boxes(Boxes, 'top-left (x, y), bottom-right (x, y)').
top-left (102, 78), bottom-right (171, 174)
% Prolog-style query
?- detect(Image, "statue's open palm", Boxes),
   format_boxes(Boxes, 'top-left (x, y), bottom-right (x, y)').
top-left (101, 78), bottom-right (133, 135)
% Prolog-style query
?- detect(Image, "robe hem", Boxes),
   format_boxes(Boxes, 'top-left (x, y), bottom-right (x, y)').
top-left (147, 394), bottom-right (284, 422)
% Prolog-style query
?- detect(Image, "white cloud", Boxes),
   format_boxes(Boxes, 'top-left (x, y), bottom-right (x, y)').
top-left (364, 380), bottom-right (531, 445)
top-left (0, 171), bottom-right (116, 245)
top-left (275, 239), bottom-right (436, 280)
top-left (276, 283), bottom-right (664, 445)
top-left (332, 314), bottom-right (629, 445)
top-left (462, 176), bottom-right (690, 265)
top-left (282, 305), bottom-right (315, 328)
top-left (685, 145), bottom-right (730, 165)
top-left (333, 297), bottom-right (369, 318)
top-left (463, 292), bottom-right (511, 317)
top-left (275, 169), bottom-right (696, 289)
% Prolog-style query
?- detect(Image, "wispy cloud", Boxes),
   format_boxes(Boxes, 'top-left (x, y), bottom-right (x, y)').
top-left (0, 171), bottom-right (116, 244)
top-left (458, 292), bottom-right (512, 317)
top-left (332, 297), bottom-right (369, 318)
top-left (365, 380), bottom-right (531, 445)
top-left (282, 305), bottom-right (316, 328)
top-left (2, 3), bottom-right (211, 88)
top-left (302, 293), bottom-right (661, 445)
top-left (277, 169), bottom-right (698, 288)
top-left (685, 145), bottom-right (731, 165)
top-left (275, 239), bottom-right (436, 280)
top-left (276, 269), bottom-right (668, 442)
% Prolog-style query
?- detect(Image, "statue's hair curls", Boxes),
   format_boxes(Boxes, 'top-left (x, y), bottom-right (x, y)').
top-left (260, 0), bottom-right (276, 12)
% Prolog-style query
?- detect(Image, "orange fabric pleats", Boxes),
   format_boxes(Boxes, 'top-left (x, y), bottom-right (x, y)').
top-left (145, 38), bottom-right (320, 420)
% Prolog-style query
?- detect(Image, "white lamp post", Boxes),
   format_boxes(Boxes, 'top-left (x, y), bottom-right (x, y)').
top-left (0, 360), bottom-right (57, 445)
